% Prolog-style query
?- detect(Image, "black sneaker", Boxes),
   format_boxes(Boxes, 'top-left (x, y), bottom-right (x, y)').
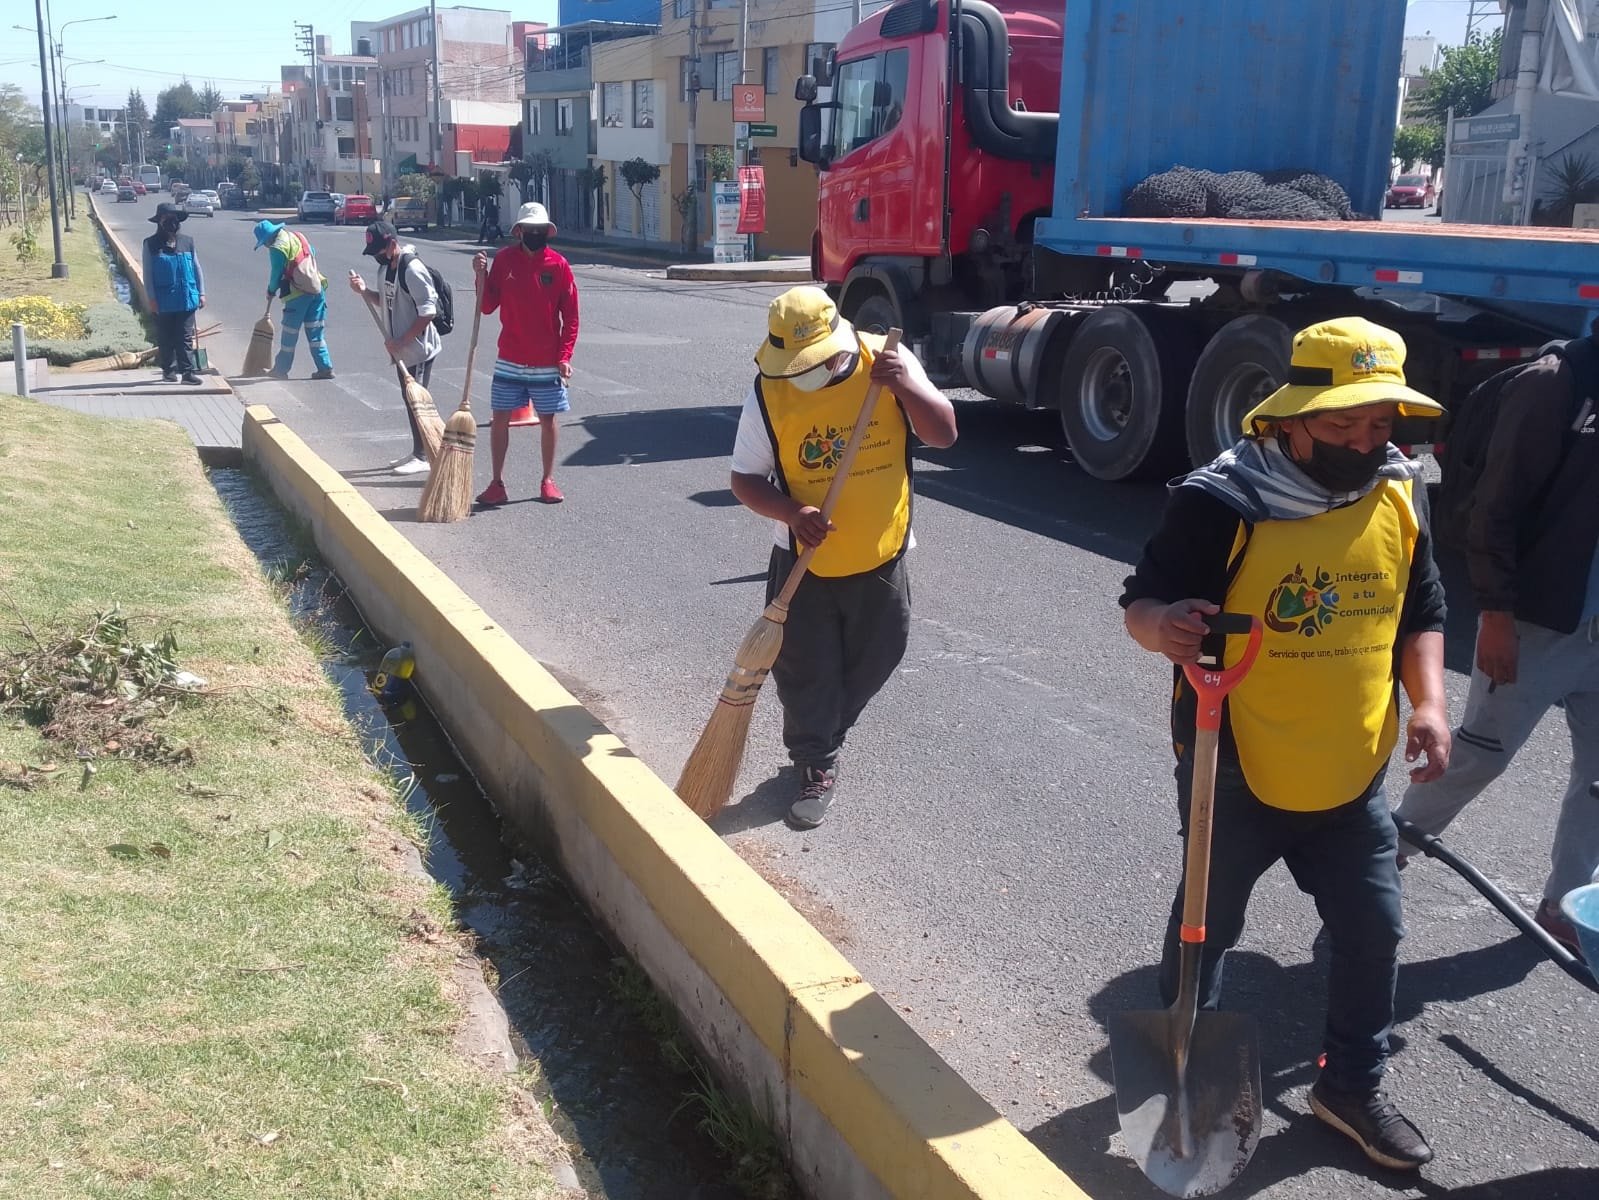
top-left (181, 373), bottom-right (203, 386)
top-left (161, 371), bottom-right (178, 383)
top-left (1310, 1079), bottom-right (1433, 1170)
top-left (786, 767), bottom-right (836, 830)
top-left (311, 368), bottom-right (336, 380)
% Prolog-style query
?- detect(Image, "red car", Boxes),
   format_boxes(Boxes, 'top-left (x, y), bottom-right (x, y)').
top-left (335, 194), bottom-right (378, 225)
top-left (131, 180), bottom-right (147, 195)
top-left (1385, 174), bottom-right (1435, 209)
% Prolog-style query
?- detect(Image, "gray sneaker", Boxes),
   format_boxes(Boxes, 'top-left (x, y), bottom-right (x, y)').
top-left (786, 766), bottom-right (836, 830)
top-left (1310, 1079), bottom-right (1433, 1170)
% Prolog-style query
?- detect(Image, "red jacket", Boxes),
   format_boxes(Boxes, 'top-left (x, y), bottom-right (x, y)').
top-left (480, 244), bottom-right (579, 367)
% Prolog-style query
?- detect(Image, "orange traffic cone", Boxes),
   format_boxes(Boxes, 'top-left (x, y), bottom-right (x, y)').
top-left (509, 402), bottom-right (541, 427)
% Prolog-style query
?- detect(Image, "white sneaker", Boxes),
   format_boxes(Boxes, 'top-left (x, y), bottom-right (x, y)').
top-left (393, 457), bottom-right (431, 476)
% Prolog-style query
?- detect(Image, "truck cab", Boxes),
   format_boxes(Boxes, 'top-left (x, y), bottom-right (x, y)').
top-left (798, 0), bottom-right (1061, 333)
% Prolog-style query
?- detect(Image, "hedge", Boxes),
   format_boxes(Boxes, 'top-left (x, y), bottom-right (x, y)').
top-left (0, 302), bottom-right (150, 366)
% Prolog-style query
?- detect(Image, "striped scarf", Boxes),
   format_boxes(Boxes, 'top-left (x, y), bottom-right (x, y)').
top-left (1178, 436), bottom-right (1421, 522)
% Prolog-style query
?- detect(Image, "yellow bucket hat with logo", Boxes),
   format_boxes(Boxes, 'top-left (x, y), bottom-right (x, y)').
top-left (1242, 317), bottom-right (1443, 436)
top-left (755, 286), bottom-right (859, 379)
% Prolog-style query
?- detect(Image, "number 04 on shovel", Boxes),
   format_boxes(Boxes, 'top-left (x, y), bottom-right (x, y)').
top-left (1111, 613), bottom-right (1264, 1199)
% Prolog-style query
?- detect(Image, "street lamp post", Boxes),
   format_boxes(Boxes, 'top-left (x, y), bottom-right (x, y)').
top-left (59, 59), bottom-right (104, 227)
top-left (57, 15), bottom-right (116, 218)
top-left (30, 0), bottom-right (67, 278)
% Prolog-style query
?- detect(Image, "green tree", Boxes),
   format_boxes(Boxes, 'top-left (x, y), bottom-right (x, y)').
top-left (197, 83), bottom-right (225, 116)
top-left (1406, 31), bottom-right (1502, 124)
top-left (225, 156), bottom-right (247, 182)
top-left (153, 82), bottom-right (202, 136)
top-left (163, 156), bottom-right (187, 181)
top-left (477, 170), bottom-right (503, 199)
top-left (125, 88), bottom-right (150, 151)
top-left (1393, 122), bottom-right (1445, 171)
top-left (620, 156), bottom-right (660, 233)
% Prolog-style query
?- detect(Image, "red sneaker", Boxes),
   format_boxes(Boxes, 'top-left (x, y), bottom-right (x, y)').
top-left (539, 479), bottom-right (564, 504)
top-left (475, 480), bottom-right (509, 506)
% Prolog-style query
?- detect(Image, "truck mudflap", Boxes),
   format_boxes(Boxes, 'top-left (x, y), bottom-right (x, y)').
top-left (962, 303), bottom-right (1083, 406)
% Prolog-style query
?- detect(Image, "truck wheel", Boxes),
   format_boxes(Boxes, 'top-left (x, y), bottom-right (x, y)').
top-left (1185, 315), bottom-right (1293, 467)
top-left (848, 292), bottom-right (898, 336)
top-left (1057, 307), bottom-right (1192, 481)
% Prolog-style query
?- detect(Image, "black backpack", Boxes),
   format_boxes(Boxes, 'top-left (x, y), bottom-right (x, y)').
top-left (1434, 336), bottom-right (1598, 550)
top-left (397, 253), bottom-right (455, 336)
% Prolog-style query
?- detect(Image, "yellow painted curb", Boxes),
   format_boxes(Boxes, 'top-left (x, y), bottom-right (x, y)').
top-left (241, 405), bottom-right (1091, 1200)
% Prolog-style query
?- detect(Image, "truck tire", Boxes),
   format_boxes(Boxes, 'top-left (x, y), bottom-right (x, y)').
top-left (1185, 315), bottom-right (1293, 467)
top-left (848, 292), bottom-right (898, 336)
top-left (1057, 307), bottom-right (1192, 481)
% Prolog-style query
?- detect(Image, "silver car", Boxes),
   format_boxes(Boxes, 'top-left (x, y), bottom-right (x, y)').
top-left (297, 190), bottom-right (336, 222)
top-left (184, 193), bottom-right (215, 217)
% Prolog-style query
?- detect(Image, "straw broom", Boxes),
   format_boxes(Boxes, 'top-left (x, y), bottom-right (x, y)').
top-left (416, 277), bottom-right (481, 524)
top-left (676, 328), bottom-right (903, 820)
top-left (241, 298), bottom-right (276, 376)
top-left (359, 286), bottom-right (444, 465)
top-left (69, 323), bottom-right (221, 372)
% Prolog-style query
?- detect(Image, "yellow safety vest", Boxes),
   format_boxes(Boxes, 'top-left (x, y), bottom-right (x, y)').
top-left (755, 333), bottom-right (912, 578)
top-left (1223, 479), bottom-right (1419, 811)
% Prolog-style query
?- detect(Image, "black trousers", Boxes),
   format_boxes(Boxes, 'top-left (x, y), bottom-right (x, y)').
top-left (398, 357), bottom-right (435, 459)
top-left (155, 309), bottom-right (197, 376)
top-left (766, 545), bottom-right (911, 771)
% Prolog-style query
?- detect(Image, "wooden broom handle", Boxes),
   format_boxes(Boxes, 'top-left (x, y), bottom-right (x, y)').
top-left (459, 275), bottom-right (484, 413)
top-left (772, 328), bottom-right (902, 607)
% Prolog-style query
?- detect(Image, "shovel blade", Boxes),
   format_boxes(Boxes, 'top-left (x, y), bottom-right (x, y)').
top-left (1110, 1009), bottom-right (1262, 1198)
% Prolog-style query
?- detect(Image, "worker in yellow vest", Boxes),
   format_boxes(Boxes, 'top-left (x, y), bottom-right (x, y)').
top-left (1120, 318), bottom-right (1451, 1172)
top-left (730, 287), bottom-right (957, 829)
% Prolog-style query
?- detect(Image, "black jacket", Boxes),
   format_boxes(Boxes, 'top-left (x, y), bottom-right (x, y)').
top-left (1468, 352), bottom-right (1599, 634)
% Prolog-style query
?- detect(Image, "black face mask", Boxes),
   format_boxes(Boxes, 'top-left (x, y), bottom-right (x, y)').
top-left (521, 230), bottom-right (548, 252)
top-left (159, 219), bottom-right (180, 235)
top-left (1286, 432), bottom-right (1388, 493)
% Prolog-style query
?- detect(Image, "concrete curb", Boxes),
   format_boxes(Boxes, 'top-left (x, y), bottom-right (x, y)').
top-left (240, 405), bottom-right (1089, 1200)
top-left (665, 262), bottom-right (813, 283)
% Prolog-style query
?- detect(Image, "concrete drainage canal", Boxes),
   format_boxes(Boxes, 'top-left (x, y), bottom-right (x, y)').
top-left (213, 468), bottom-right (793, 1200)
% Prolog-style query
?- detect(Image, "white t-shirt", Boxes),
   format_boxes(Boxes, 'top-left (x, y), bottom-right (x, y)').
top-left (729, 347), bottom-right (933, 550)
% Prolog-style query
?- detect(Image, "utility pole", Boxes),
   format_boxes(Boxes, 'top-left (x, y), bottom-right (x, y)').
top-left (32, 0), bottom-right (66, 278)
top-left (295, 22), bottom-right (320, 189)
top-left (1503, 0), bottom-right (1545, 223)
top-left (429, 0), bottom-right (443, 174)
top-left (738, 0), bottom-right (753, 260)
top-left (852, 0), bottom-right (862, 24)
top-left (687, 0), bottom-right (699, 250)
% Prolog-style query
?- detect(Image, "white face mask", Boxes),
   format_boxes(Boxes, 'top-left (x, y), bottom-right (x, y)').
top-left (788, 361), bottom-right (838, 392)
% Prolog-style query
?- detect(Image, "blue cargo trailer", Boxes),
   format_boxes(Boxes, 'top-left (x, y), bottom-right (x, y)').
top-left (802, 0), bottom-right (1599, 503)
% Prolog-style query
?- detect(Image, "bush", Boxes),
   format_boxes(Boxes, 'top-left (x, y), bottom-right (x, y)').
top-left (1, 302), bottom-right (149, 365)
top-left (0, 295), bottom-right (90, 341)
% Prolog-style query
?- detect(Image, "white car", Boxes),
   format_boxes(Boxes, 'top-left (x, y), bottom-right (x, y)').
top-left (184, 193), bottom-right (215, 217)
top-left (99, 178), bottom-right (117, 194)
top-left (200, 190), bottom-right (221, 208)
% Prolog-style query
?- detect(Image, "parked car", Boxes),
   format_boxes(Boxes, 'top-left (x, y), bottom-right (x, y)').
top-left (335, 193), bottom-right (378, 225)
top-left (385, 195), bottom-right (430, 232)
top-left (1385, 174), bottom-right (1435, 209)
top-left (297, 190), bottom-right (336, 222)
top-left (116, 183), bottom-right (137, 202)
top-left (184, 192), bottom-right (215, 217)
top-left (131, 180), bottom-right (148, 195)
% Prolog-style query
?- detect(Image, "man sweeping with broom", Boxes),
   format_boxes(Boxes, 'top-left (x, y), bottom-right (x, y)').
top-left (725, 287), bottom-right (955, 828)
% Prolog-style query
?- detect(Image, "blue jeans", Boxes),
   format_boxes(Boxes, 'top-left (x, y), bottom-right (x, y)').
top-left (1158, 753), bottom-right (1403, 1094)
top-left (275, 290), bottom-right (332, 374)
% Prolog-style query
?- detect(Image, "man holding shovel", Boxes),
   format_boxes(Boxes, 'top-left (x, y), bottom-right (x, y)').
top-left (1119, 319), bottom-right (1450, 1171)
top-left (729, 287), bottom-right (955, 828)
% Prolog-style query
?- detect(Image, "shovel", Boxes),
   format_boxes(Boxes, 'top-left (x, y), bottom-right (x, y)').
top-left (1112, 612), bottom-right (1265, 1198)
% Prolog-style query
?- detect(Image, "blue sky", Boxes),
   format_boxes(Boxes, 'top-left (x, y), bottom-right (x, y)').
top-left (5, 0), bottom-right (1483, 112)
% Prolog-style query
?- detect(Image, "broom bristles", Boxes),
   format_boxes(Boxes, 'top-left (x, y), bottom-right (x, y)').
top-left (417, 416), bottom-right (476, 523)
top-left (675, 606), bottom-right (789, 819)
top-left (241, 317), bottom-right (275, 376)
top-left (402, 372), bottom-right (445, 465)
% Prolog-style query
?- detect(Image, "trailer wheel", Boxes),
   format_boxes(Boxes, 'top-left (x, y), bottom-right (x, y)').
top-left (848, 292), bottom-right (898, 336)
top-left (1057, 307), bottom-right (1192, 481)
top-left (1185, 315), bottom-right (1293, 467)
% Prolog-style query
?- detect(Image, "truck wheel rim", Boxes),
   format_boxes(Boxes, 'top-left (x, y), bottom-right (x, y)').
top-left (1081, 347), bottom-right (1134, 442)
top-left (1213, 362), bottom-right (1275, 453)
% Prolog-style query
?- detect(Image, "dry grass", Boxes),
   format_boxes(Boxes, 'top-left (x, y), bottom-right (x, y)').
top-left (0, 219), bottom-right (117, 311)
top-left (0, 393), bottom-right (555, 1199)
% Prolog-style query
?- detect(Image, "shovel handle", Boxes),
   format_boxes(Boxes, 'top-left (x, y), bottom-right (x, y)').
top-left (772, 328), bottom-right (903, 608)
top-left (1178, 614), bottom-right (1263, 947)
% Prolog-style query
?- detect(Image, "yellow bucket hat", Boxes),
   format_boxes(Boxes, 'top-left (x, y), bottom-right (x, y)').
top-left (754, 286), bottom-right (859, 379)
top-left (1242, 317), bottom-right (1443, 436)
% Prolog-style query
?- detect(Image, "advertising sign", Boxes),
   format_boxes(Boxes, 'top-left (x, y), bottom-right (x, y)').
top-left (737, 165), bottom-right (766, 235)
top-left (732, 84), bottom-right (766, 123)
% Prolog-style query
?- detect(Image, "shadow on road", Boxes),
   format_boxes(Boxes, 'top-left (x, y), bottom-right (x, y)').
top-left (568, 405), bottom-right (741, 467)
top-left (710, 767), bottom-right (797, 836)
top-left (1028, 933), bottom-right (1569, 1198)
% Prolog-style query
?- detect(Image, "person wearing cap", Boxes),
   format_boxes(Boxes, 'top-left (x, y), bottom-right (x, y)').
top-left (1119, 317), bottom-right (1450, 1171)
top-left (252, 218), bottom-right (335, 380)
top-left (471, 202), bottom-right (578, 505)
top-left (142, 202), bottom-right (206, 385)
top-left (731, 287), bottom-right (956, 829)
top-left (347, 221), bottom-right (443, 475)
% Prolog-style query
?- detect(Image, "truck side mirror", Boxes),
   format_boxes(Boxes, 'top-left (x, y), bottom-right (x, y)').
top-left (795, 75), bottom-right (818, 104)
top-left (797, 105), bottom-right (832, 168)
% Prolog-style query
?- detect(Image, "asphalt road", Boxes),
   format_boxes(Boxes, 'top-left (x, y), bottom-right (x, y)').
top-left (99, 193), bottom-right (1597, 1200)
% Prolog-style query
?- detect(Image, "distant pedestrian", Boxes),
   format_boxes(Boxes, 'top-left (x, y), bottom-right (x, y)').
top-left (252, 218), bottom-right (335, 380)
top-left (472, 202), bottom-right (578, 506)
top-left (731, 286), bottom-right (956, 828)
top-left (477, 194), bottom-right (501, 245)
top-left (347, 220), bottom-right (443, 476)
top-left (142, 202), bottom-right (206, 385)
